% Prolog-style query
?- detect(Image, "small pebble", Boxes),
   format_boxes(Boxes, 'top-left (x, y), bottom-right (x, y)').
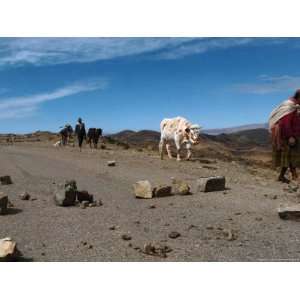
top-left (168, 231), bottom-right (181, 239)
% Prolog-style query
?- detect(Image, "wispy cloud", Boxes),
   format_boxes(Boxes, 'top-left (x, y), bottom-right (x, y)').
top-left (233, 75), bottom-right (300, 94)
top-left (157, 37), bottom-right (257, 59)
top-left (0, 78), bottom-right (108, 119)
top-left (0, 37), bottom-right (292, 68)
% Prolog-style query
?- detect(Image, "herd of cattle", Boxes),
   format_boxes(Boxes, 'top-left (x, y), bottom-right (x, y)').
top-left (56, 116), bottom-right (202, 161)
top-left (58, 125), bottom-right (103, 149)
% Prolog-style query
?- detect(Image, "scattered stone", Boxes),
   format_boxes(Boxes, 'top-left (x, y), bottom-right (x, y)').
top-left (197, 176), bottom-right (226, 192)
top-left (107, 160), bottom-right (116, 167)
top-left (41, 252), bottom-right (46, 256)
top-left (80, 201), bottom-right (89, 209)
top-left (77, 190), bottom-right (94, 203)
top-left (255, 217), bottom-right (263, 221)
top-left (31, 198), bottom-right (37, 201)
top-left (284, 183), bottom-right (299, 193)
top-left (187, 224), bottom-right (198, 230)
top-left (234, 212), bottom-right (242, 216)
top-left (0, 193), bottom-right (8, 215)
top-left (54, 180), bottom-right (77, 207)
top-left (20, 192), bottom-right (31, 201)
top-left (133, 180), bottom-right (153, 199)
top-left (88, 245), bottom-right (93, 249)
top-left (95, 199), bottom-right (103, 206)
top-left (142, 242), bottom-right (172, 258)
top-left (0, 237), bottom-right (21, 261)
top-left (278, 204), bottom-right (300, 220)
top-left (0, 175), bottom-right (13, 185)
top-left (206, 225), bottom-right (214, 230)
top-left (173, 180), bottom-right (191, 195)
top-left (168, 231), bottom-right (181, 239)
top-left (88, 202), bottom-right (96, 207)
top-left (100, 144), bottom-right (106, 150)
top-left (121, 234), bottom-right (132, 241)
top-left (148, 204), bottom-right (156, 209)
top-left (153, 185), bottom-right (172, 197)
top-left (223, 229), bottom-right (237, 241)
top-left (109, 226), bottom-right (116, 230)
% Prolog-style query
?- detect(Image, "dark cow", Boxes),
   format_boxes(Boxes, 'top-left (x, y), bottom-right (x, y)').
top-left (60, 124), bottom-right (73, 146)
top-left (87, 128), bottom-right (103, 148)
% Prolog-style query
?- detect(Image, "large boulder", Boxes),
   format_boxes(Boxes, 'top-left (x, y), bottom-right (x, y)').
top-left (197, 176), bottom-right (226, 192)
top-left (278, 205), bottom-right (300, 220)
top-left (153, 185), bottom-right (172, 197)
top-left (54, 180), bottom-right (77, 207)
top-left (0, 175), bottom-right (13, 185)
top-left (0, 237), bottom-right (20, 261)
top-left (0, 192), bottom-right (8, 215)
top-left (133, 180), bottom-right (153, 199)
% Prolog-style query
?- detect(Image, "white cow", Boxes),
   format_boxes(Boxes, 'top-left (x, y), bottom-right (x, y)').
top-left (159, 116), bottom-right (201, 161)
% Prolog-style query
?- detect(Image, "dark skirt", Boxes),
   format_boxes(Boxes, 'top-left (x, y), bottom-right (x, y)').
top-left (273, 138), bottom-right (300, 168)
top-left (77, 135), bottom-right (85, 147)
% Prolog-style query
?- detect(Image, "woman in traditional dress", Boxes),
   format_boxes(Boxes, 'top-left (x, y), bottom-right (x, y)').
top-left (269, 89), bottom-right (300, 183)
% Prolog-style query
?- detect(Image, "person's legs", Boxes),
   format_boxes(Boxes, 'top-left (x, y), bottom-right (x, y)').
top-left (290, 164), bottom-right (298, 180)
top-left (278, 167), bottom-right (289, 183)
top-left (78, 135), bottom-right (83, 152)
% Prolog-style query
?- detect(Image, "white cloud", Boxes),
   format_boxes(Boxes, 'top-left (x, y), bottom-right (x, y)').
top-left (233, 75), bottom-right (300, 94)
top-left (157, 37), bottom-right (256, 59)
top-left (0, 38), bottom-right (194, 67)
top-left (0, 78), bottom-right (108, 120)
top-left (0, 37), bottom-right (290, 67)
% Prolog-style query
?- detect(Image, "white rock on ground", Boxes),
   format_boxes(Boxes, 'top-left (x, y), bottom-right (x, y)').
top-left (133, 180), bottom-right (153, 199)
top-left (0, 237), bottom-right (18, 260)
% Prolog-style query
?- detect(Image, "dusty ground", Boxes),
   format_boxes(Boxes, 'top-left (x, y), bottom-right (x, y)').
top-left (1, 142), bottom-right (300, 261)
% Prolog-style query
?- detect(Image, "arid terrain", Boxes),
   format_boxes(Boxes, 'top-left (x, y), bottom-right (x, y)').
top-left (1, 130), bottom-right (300, 261)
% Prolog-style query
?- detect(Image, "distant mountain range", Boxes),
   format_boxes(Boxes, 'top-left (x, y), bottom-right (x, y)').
top-left (109, 126), bottom-right (270, 149)
top-left (203, 123), bottom-right (268, 135)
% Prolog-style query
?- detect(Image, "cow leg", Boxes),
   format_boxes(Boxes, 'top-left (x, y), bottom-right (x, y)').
top-left (159, 139), bottom-right (165, 160)
top-left (186, 142), bottom-right (192, 160)
top-left (166, 143), bottom-right (173, 159)
top-left (174, 136), bottom-right (181, 161)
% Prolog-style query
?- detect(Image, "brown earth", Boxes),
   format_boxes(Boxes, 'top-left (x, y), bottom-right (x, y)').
top-left (1, 136), bottom-right (300, 262)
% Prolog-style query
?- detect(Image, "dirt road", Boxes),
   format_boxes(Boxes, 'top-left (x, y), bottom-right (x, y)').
top-left (1, 143), bottom-right (300, 261)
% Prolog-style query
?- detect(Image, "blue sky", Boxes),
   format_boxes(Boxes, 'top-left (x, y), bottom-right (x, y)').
top-left (1, 37), bottom-right (300, 133)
